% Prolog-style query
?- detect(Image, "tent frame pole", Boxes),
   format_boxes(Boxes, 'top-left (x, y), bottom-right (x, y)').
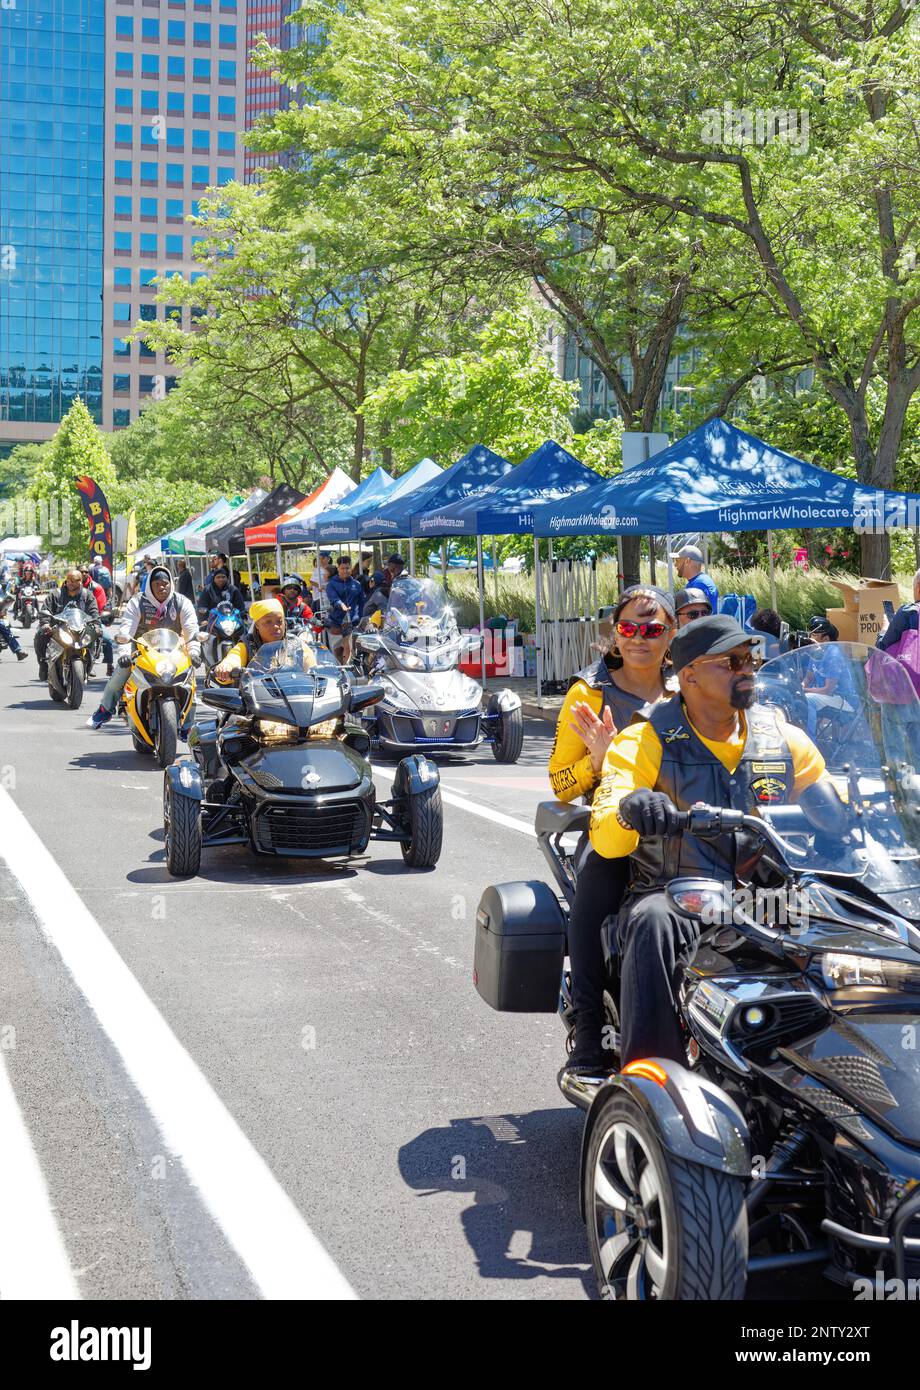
top-left (409, 538), bottom-right (416, 575)
top-left (477, 535), bottom-right (486, 688)
top-left (491, 538), bottom-right (499, 610)
top-left (534, 537), bottom-right (542, 701)
top-left (666, 535), bottom-right (674, 592)
top-left (768, 529), bottom-right (777, 611)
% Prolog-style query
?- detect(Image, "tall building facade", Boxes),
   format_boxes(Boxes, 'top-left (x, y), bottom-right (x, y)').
top-left (0, 1), bottom-right (106, 444)
top-left (0, 0), bottom-right (296, 449)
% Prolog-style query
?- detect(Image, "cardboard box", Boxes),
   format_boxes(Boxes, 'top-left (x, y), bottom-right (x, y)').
top-left (825, 607), bottom-right (858, 642)
top-left (829, 579), bottom-right (901, 644)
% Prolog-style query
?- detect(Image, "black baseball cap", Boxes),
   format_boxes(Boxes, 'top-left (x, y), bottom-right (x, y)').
top-left (674, 586), bottom-right (713, 615)
top-left (669, 614), bottom-right (755, 674)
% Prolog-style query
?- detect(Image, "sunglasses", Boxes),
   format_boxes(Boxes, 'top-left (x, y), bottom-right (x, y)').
top-left (679, 608), bottom-right (710, 621)
top-left (615, 619), bottom-right (668, 640)
top-left (696, 650), bottom-right (760, 673)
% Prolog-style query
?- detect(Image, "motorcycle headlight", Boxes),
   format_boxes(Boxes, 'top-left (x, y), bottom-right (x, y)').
top-left (155, 658), bottom-right (178, 680)
top-left (398, 651), bottom-right (425, 670)
top-left (820, 951), bottom-right (920, 992)
top-left (56, 629), bottom-right (74, 645)
top-left (254, 718), bottom-right (299, 743)
top-left (308, 718), bottom-right (338, 738)
top-left (219, 619), bottom-right (236, 634)
top-left (381, 680), bottom-right (416, 709)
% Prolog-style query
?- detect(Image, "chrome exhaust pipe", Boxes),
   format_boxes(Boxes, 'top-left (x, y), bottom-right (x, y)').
top-left (557, 1068), bottom-right (612, 1110)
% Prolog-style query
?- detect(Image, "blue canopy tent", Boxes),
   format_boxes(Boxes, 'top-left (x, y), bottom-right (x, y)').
top-left (414, 440), bottom-right (603, 537)
top-left (278, 466), bottom-right (395, 547)
top-left (358, 446), bottom-right (512, 541)
top-left (533, 417), bottom-right (920, 602)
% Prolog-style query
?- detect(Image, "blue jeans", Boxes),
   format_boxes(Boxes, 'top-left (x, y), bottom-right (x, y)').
top-left (100, 662), bottom-right (131, 712)
top-left (0, 620), bottom-right (22, 654)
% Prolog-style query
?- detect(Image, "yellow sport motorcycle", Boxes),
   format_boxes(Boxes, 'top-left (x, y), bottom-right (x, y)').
top-left (122, 628), bottom-right (196, 768)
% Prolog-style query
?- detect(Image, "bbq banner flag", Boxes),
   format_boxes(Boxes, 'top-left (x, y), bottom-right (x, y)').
top-left (74, 476), bottom-right (114, 572)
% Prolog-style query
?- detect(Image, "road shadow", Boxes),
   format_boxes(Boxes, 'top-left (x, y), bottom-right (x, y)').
top-left (361, 858), bottom-right (437, 876)
top-left (126, 850), bottom-right (360, 888)
top-left (398, 1108), bottom-right (594, 1296)
top-left (68, 749), bottom-right (154, 773)
top-left (7, 697), bottom-right (67, 711)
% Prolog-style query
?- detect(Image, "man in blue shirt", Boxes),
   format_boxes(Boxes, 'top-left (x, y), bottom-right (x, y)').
top-left (325, 554), bottom-right (364, 663)
top-left (670, 544), bottom-right (719, 613)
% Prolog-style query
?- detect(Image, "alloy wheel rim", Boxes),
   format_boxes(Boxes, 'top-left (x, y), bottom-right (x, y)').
top-left (592, 1120), bottom-right (670, 1299)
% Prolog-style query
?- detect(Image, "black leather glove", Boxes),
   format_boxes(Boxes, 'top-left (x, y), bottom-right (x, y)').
top-left (618, 789), bottom-right (682, 837)
top-left (117, 652), bottom-right (133, 669)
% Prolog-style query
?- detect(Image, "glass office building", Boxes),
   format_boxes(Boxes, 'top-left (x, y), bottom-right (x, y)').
top-left (0, 1), bottom-right (106, 443)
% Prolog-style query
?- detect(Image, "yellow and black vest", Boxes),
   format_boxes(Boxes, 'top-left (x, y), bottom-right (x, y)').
top-left (629, 696), bottom-right (794, 892)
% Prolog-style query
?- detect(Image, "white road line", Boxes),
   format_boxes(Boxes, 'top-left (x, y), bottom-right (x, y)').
top-left (371, 763), bottom-right (536, 838)
top-left (0, 786), bottom-right (355, 1301)
top-left (0, 1049), bottom-right (80, 1299)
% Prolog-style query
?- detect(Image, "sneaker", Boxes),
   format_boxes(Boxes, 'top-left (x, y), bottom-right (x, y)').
top-left (86, 704), bottom-right (113, 730)
top-left (15, 650), bottom-right (27, 662)
top-left (38, 660), bottom-right (48, 680)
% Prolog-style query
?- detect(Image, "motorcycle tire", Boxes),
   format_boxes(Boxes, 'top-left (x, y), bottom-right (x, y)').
top-left (21, 607), bottom-right (32, 630)
top-left (164, 777), bottom-right (202, 878)
top-left (48, 679), bottom-right (65, 703)
top-left (491, 705), bottom-right (523, 764)
top-left (400, 783), bottom-right (443, 868)
top-left (584, 1092), bottom-right (747, 1301)
top-left (155, 699), bottom-right (178, 769)
top-left (66, 658), bottom-right (85, 710)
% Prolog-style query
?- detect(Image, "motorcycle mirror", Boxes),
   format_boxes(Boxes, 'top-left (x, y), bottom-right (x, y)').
top-left (349, 683), bottom-right (385, 712)
top-left (357, 633), bottom-right (383, 652)
top-left (201, 687), bottom-right (243, 713)
top-left (100, 611), bottom-right (114, 626)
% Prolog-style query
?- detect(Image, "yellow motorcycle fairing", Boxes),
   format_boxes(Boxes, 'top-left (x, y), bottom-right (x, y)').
top-left (123, 629), bottom-right (196, 746)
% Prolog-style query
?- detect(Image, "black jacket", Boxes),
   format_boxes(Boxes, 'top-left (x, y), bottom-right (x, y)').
top-left (175, 568), bottom-right (196, 602)
top-left (198, 577), bottom-right (246, 619)
top-left (42, 584), bottom-right (99, 622)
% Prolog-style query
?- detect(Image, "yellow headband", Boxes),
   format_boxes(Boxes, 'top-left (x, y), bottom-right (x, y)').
top-left (249, 598), bottom-right (285, 624)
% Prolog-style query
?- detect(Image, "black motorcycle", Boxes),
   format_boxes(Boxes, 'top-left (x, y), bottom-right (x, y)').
top-left (164, 634), bottom-right (444, 876)
top-left (476, 643), bottom-right (920, 1300)
top-left (16, 582), bottom-right (37, 629)
top-left (46, 602), bottom-right (95, 708)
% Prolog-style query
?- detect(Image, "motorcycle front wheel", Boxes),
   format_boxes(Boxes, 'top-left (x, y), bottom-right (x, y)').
top-left (155, 699), bottom-right (178, 769)
top-left (66, 657), bottom-right (85, 710)
top-left (584, 1092), bottom-right (747, 1301)
top-left (21, 606), bottom-right (32, 630)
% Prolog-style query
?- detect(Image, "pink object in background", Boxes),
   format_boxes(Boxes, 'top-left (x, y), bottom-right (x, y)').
top-left (794, 548), bottom-right (809, 570)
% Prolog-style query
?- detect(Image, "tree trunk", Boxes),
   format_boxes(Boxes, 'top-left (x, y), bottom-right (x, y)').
top-left (352, 410), bottom-right (365, 482)
top-left (621, 536), bottom-right (641, 587)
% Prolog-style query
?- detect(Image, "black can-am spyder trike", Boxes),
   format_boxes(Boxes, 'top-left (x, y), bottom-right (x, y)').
top-left (476, 644), bottom-right (920, 1300)
top-left (163, 636), bottom-right (443, 876)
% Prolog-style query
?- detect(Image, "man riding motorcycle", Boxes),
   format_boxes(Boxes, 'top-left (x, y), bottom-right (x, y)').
top-left (278, 576), bottom-right (313, 625)
top-left (35, 569), bottom-right (100, 681)
top-left (197, 566), bottom-right (246, 625)
top-left (86, 565), bottom-right (200, 729)
top-left (589, 614), bottom-right (832, 1068)
top-left (212, 598), bottom-right (317, 685)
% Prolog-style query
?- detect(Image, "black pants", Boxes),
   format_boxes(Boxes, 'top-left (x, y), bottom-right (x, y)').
top-left (617, 892), bottom-right (701, 1066)
top-left (34, 625), bottom-right (51, 664)
top-left (568, 850), bottom-right (629, 1046)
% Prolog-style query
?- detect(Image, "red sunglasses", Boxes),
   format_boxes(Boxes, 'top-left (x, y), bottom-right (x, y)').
top-left (615, 619), bottom-right (668, 640)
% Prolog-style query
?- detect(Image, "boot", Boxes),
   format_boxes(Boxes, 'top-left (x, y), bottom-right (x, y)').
top-left (38, 660), bottom-right (48, 680)
top-left (562, 1011), bottom-right (609, 1075)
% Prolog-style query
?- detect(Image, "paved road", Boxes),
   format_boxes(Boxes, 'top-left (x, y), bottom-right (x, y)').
top-left (0, 636), bottom-right (837, 1301)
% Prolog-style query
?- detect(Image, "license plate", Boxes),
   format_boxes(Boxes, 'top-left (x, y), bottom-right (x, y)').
top-left (423, 716), bottom-right (455, 737)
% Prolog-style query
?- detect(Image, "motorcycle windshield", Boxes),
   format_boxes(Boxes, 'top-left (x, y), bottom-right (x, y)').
top-left (61, 604), bottom-right (87, 632)
top-left (385, 577), bottom-right (452, 635)
top-left (754, 642), bottom-right (920, 894)
top-left (143, 628), bottom-right (181, 654)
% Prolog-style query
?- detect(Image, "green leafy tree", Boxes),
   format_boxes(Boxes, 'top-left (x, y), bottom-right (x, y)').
top-left (362, 307), bottom-right (578, 466)
top-left (30, 398), bottom-right (117, 558)
top-left (107, 477), bottom-right (225, 549)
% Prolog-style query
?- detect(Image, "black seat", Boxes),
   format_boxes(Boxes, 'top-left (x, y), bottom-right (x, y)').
top-left (535, 799), bottom-right (591, 838)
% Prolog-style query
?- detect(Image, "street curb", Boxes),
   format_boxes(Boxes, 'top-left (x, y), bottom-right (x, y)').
top-left (521, 700), bottom-right (560, 725)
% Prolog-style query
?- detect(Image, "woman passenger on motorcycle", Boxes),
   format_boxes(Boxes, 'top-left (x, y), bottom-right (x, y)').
top-left (212, 598), bottom-right (317, 684)
top-left (549, 585), bottom-right (677, 1076)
